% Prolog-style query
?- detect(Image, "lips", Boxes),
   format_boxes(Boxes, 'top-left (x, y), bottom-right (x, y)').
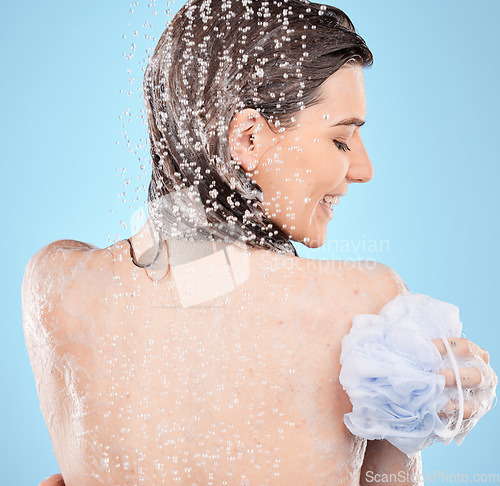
top-left (325, 191), bottom-right (347, 198)
top-left (318, 198), bottom-right (334, 219)
top-left (319, 191), bottom-right (346, 209)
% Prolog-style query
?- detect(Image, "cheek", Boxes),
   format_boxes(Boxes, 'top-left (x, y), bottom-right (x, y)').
top-left (272, 138), bottom-right (343, 202)
top-left (302, 144), bottom-right (342, 186)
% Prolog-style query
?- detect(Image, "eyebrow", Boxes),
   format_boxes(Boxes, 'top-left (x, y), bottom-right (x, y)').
top-left (331, 117), bottom-right (365, 127)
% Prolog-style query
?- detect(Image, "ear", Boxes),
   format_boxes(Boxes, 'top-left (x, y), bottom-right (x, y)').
top-left (228, 108), bottom-right (276, 172)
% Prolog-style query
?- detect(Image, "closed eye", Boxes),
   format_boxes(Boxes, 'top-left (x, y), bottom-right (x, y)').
top-left (333, 140), bottom-right (351, 152)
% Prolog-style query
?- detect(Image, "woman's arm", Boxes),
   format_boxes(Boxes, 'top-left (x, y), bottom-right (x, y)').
top-left (360, 440), bottom-right (422, 486)
top-left (345, 264), bottom-right (496, 484)
top-left (358, 334), bottom-right (495, 486)
top-left (359, 265), bottom-right (423, 485)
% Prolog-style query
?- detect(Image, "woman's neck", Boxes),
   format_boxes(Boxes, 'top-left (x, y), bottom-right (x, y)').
top-left (129, 217), bottom-right (249, 267)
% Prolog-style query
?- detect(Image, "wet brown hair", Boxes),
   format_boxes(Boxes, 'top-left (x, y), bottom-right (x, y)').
top-left (144, 0), bottom-right (373, 255)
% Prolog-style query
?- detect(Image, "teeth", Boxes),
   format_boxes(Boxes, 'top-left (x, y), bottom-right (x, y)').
top-left (321, 195), bottom-right (340, 209)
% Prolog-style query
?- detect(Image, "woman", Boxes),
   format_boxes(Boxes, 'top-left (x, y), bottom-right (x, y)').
top-left (24, 0), bottom-right (495, 484)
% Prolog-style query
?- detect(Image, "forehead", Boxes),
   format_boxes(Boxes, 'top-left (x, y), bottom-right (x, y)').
top-left (299, 65), bottom-right (366, 123)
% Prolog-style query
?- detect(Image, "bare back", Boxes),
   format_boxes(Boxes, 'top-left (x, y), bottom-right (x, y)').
top-left (22, 238), bottom-right (405, 485)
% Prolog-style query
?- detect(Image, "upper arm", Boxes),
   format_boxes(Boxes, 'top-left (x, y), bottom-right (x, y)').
top-left (360, 439), bottom-right (422, 486)
top-left (350, 265), bottom-right (420, 483)
top-left (22, 239), bottom-right (100, 343)
top-left (22, 241), bottom-right (101, 482)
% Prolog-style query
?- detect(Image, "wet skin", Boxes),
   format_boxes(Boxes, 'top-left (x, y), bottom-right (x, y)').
top-left (27, 65), bottom-right (495, 485)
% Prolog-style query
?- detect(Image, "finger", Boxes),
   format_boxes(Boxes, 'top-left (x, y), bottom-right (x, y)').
top-left (431, 337), bottom-right (470, 357)
top-left (432, 337), bottom-right (489, 363)
top-left (438, 400), bottom-right (474, 420)
top-left (467, 340), bottom-right (490, 364)
top-left (437, 367), bottom-right (483, 388)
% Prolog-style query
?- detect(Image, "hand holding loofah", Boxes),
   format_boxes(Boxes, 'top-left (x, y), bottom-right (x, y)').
top-left (339, 293), bottom-right (497, 457)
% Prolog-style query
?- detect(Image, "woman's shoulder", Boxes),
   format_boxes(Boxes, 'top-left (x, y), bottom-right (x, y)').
top-left (264, 252), bottom-right (406, 287)
top-left (29, 238), bottom-right (100, 257)
top-left (22, 239), bottom-right (118, 338)
top-left (24, 239), bottom-right (103, 275)
top-left (22, 239), bottom-right (114, 299)
top-left (272, 255), bottom-right (408, 316)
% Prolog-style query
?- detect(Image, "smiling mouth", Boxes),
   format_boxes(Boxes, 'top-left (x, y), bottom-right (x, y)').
top-left (319, 194), bottom-right (341, 209)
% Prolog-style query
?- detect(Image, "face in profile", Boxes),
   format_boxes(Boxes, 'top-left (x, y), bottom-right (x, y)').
top-left (230, 64), bottom-right (373, 249)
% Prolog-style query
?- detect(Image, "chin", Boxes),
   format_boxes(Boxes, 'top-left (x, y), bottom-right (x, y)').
top-left (278, 218), bottom-right (327, 249)
top-left (297, 231), bottom-right (327, 249)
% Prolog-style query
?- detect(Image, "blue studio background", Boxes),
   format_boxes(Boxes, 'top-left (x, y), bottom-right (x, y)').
top-left (1, 0), bottom-right (499, 484)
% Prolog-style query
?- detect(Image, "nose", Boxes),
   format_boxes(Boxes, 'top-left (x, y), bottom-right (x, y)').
top-left (346, 134), bottom-right (373, 183)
